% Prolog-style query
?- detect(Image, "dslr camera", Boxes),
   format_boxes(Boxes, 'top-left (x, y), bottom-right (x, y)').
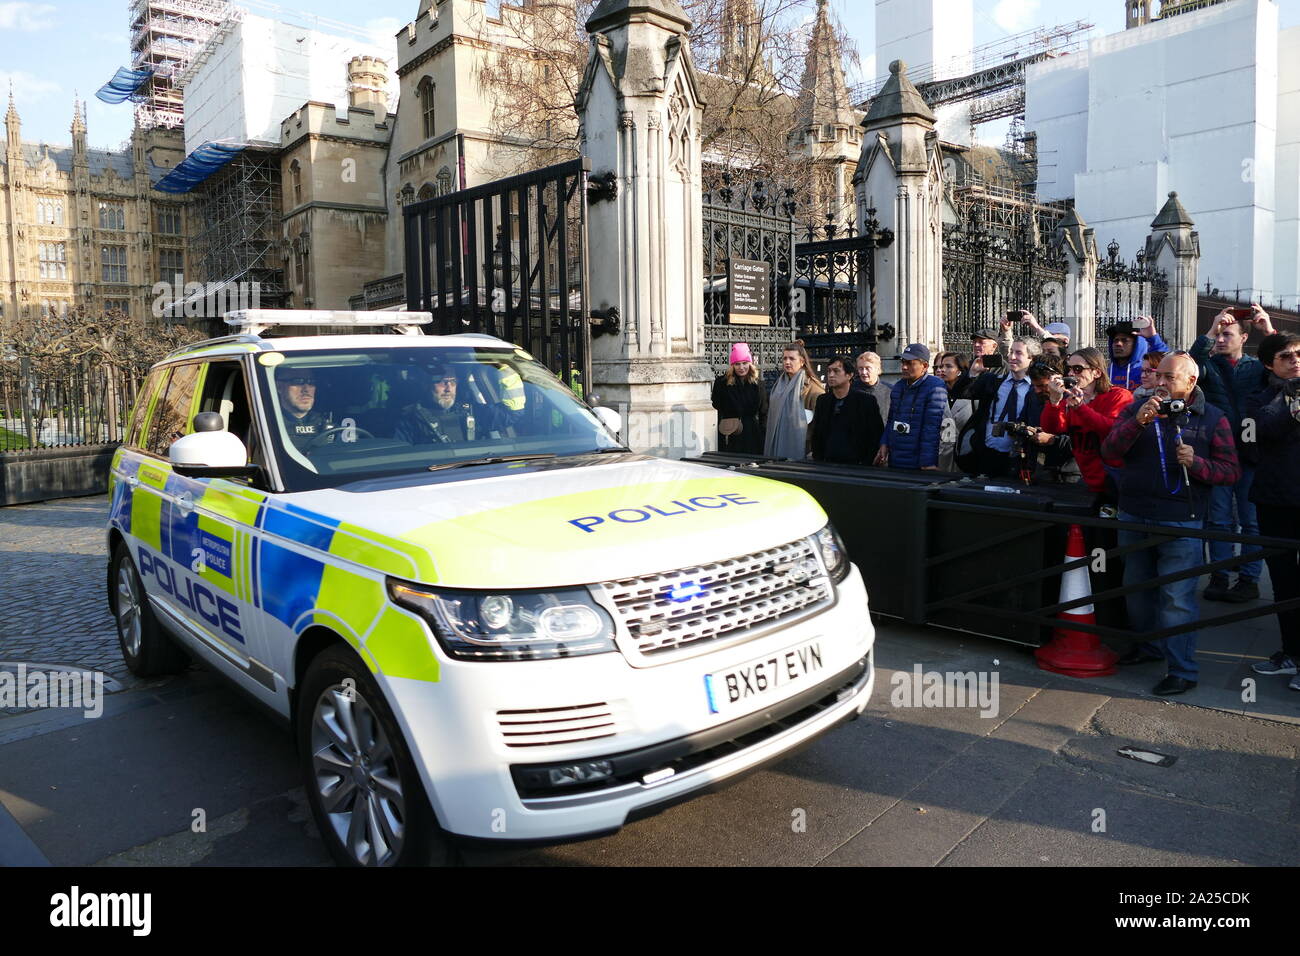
top-left (1062, 375), bottom-right (1079, 389)
top-left (990, 420), bottom-right (1035, 440)
top-left (892, 421), bottom-right (911, 435)
top-left (1158, 398), bottom-right (1187, 416)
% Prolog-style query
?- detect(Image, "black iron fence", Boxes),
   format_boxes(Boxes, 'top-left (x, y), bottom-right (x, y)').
top-left (702, 177), bottom-right (799, 381)
top-left (0, 357), bottom-right (141, 454)
top-left (403, 158), bottom-right (591, 390)
top-left (793, 210), bottom-right (893, 371)
top-left (1095, 240), bottom-right (1169, 342)
top-left (942, 201), bottom-right (1070, 345)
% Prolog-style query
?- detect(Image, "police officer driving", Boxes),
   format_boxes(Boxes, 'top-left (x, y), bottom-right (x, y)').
top-left (395, 362), bottom-right (477, 444)
top-left (277, 368), bottom-right (333, 451)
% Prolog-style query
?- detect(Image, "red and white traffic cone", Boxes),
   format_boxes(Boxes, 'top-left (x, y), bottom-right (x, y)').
top-left (1034, 524), bottom-right (1118, 678)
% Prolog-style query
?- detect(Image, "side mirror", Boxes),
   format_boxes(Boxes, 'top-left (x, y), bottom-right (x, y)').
top-left (170, 412), bottom-right (257, 479)
top-left (592, 405), bottom-right (622, 436)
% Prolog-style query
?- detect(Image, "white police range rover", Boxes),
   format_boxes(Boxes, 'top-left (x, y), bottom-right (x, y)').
top-left (106, 310), bottom-right (875, 865)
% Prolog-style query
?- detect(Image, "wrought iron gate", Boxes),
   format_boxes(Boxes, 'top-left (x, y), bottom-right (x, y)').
top-left (793, 209), bottom-right (893, 370)
top-left (1095, 240), bottom-right (1169, 342)
top-left (701, 177), bottom-right (799, 379)
top-left (942, 198), bottom-right (1069, 346)
top-left (404, 158), bottom-right (592, 390)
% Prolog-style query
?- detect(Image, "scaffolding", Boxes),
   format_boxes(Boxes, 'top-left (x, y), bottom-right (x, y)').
top-left (853, 20), bottom-right (1095, 134)
top-left (189, 148), bottom-right (287, 315)
top-left (129, 0), bottom-right (230, 129)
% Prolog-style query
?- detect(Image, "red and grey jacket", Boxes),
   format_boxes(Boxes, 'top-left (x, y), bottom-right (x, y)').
top-left (1100, 387), bottom-right (1240, 521)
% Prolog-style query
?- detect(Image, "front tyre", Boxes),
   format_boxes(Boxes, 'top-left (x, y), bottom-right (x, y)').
top-left (109, 541), bottom-right (190, 677)
top-left (298, 645), bottom-right (455, 867)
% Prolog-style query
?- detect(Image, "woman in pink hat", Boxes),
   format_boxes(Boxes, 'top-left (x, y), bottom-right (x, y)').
top-left (711, 342), bottom-right (769, 455)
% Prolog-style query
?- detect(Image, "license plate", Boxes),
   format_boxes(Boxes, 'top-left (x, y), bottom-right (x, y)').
top-left (704, 640), bottom-right (824, 715)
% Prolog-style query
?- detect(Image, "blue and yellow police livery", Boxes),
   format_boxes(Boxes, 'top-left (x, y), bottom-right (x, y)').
top-left (107, 311), bottom-right (875, 866)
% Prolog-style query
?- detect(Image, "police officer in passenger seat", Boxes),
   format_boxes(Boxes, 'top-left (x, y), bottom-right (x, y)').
top-left (277, 369), bottom-right (333, 452)
top-left (394, 364), bottom-right (477, 444)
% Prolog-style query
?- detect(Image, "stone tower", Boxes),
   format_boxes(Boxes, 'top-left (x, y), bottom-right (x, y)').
top-left (1126, 0), bottom-right (1154, 28)
top-left (793, 0), bottom-right (861, 227)
top-left (717, 0), bottom-right (772, 83)
top-left (347, 56), bottom-right (390, 112)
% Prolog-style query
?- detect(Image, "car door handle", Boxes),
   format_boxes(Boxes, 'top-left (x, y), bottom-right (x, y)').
top-left (176, 491), bottom-right (194, 515)
top-left (126, 474), bottom-right (140, 487)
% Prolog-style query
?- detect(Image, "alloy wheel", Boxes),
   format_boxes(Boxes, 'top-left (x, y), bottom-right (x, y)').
top-left (116, 564), bottom-right (143, 658)
top-left (310, 684), bottom-right (407, 865)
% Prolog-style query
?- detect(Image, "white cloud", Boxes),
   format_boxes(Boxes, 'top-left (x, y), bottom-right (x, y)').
top-left (0, 70), bottom-right (61, 100)
top-left (0, 2), bottom-right (58, 31)
top-left (991, 0), bottom-right (1041, 34)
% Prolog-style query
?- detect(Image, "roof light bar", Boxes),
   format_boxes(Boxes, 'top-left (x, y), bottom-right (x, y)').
top-left (223, 310), bottom-right (434, 337)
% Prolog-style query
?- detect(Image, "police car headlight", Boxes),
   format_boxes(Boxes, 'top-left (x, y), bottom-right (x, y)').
top-left (812, 523), bottom-right (850, 584)
top-left (387, 580), bottom-right (617, 661)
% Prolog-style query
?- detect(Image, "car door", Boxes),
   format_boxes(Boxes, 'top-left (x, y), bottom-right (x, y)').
top-left (129, 360), bottom-right (270, 701)
top-left (183, 358), bottom-right (284, 711)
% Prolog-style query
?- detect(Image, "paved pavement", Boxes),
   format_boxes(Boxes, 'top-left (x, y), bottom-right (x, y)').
top-left (0, 495), bottom-right (140, 689)
top-left (0, 494), bottom-right (1296, 866)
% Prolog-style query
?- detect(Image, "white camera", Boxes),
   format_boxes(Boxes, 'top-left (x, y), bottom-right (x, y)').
top-left (893, 421), bottom-right (911, 435)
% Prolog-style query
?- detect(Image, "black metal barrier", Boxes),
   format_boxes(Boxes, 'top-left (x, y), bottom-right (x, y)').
top-left (684, 453), bottom-right (1300, 648)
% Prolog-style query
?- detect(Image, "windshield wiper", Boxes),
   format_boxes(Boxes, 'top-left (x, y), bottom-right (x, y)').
top-left (427, 454), bottom-right (556, 472)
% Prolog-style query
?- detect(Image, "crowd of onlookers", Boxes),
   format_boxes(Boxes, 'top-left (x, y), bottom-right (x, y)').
top-left (712, 307), bottom-right (1300, 698)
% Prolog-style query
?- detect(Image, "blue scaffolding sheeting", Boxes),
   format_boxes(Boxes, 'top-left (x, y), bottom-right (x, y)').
top-left (153, 142), bottom-right (248, 194)
top-left (95, 67), bottom-right (153, 104)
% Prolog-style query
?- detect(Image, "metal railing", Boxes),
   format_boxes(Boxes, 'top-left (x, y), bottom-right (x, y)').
top-left (0, 358), bottom-right (142, 454)
top-left (684, 454), bottom-right (1299, 649)
top-left (923, 501), bottom-right (1298, 644)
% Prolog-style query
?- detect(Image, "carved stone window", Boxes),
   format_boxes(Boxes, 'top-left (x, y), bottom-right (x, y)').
top-left (418, 77), bottom-right (435, 139)
top-left (98, 201), bottom-right (125, 230)
top-left (38, 242), bottom-right (67, 279)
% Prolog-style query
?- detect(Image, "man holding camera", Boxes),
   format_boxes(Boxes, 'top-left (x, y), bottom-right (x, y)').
top-left (875, 343), bottom-right (946, 471)
top-left (1243, 332), bottom-right (1300, 689)
top-left (1191, 304), bottom-right (1274, 603)
top-left (957, 337), bottom-right (1044, 479)
top-left (1101, 353), bottom-right (1241, 695)
top-left (1106, 316), bottom-right (1169, 391)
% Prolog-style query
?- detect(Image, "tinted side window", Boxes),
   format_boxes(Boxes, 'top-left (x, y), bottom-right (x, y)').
top-left (197, 360), bottom-right (258, 459)
top-left (125, 367), bottom-right (167, 449)
top-left (145, 362), bottom-right (202, 457)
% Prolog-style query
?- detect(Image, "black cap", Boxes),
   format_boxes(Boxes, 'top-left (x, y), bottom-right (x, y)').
top-left (971, 328), bottom-right (998, 342)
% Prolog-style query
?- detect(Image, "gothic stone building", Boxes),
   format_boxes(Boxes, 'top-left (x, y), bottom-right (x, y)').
top-left (0, 94), bottom-right (194, 328)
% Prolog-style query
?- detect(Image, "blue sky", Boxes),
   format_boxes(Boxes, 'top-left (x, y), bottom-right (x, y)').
top-left (1, 0), bottom-right (1297, 150)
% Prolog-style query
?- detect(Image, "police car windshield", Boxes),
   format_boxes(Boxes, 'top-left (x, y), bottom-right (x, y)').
top-left (255, 346), bottom-right (620, 491)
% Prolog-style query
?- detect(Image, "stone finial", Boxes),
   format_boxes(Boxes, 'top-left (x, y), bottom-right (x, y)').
top-left (586, 0), bottom-right (692, 35)
top-left (1151, 190), bottom-right (1194, 229)
top-left (863, 57), bottom-right (935, 128)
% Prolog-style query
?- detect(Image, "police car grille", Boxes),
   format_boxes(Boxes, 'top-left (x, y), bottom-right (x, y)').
top-left (496, 702), bottom-right (624, 748)
top-left (602, 538), bottom-right (832, 660)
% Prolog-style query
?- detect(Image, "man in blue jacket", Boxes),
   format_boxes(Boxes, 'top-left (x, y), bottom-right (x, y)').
top-left (874, 343), bottom-right (946, 471)
top-left (1191, 304), bottom-right (1276, 602)
top-left (1107, 317), bottom-right (1170, 391)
